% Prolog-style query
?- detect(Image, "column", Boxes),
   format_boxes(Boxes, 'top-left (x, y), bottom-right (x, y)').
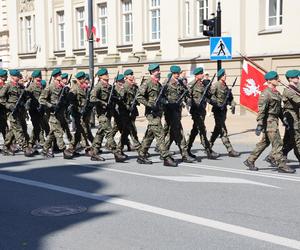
top-left (128, 0), bottom-right (146, 62)
top-left (62, 0), bottom-right (75, 65)
top-left (104, 0), bottom-right (120, 63)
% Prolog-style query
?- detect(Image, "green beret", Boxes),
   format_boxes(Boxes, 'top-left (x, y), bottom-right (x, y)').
top-left (96, 68), bottom-right (108, 76)
top-left (61, 73), bottom-right (68, 79)
top-left (9, 69), bottom-right (22, 77)
top-left (285, 70), bottom-right (299, 79)
top-left (193, 67), bottom-right (204, 75)
top-left (51, 68), bottom-right (62, 77)
top-left (116, 74), bottom-right (125, 81)
top-left (41, 80), bottom-right (47, 87)
top-left (170, 65), bottom-right (181, 74)
top-left (148, 63), bottom-right (160, 72)
top-left (217, 68), bottom-right (225, 78)
top-left (85, 73), bottom-right (90, 80)
top-left (124, 69), bottom-right (133, 76)
top-left (0, 69), bottom-right (7, 77)
top-left (75, 71), bottom-right (85, 79)
top-left (31, 70), bottom-right (42, 78)
top-left (265, 71), bottom-right (278, 80)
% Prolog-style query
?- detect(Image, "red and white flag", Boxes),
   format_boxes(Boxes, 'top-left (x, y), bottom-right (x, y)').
top-left (85, 25), bottom-right (101, 43)
top-left (240, 60), bottom-right (267, 113)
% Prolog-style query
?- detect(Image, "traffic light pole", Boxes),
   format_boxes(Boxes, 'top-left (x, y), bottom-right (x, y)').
top-left (88, 0), bottom-right (94, 85)
top-left (216, 1), bottom-right (222, 72)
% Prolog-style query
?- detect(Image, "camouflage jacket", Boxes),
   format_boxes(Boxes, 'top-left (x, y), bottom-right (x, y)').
top-left (210, 80), bottom-right (233, 112)
top-left (189, 79), bottom-right (209, 113)
top-left (0, 81), bottom-right (26, 112)
top-left (68, 83), bottom-right (87, 113)
top-left (257, 87), bottom-right (283, 132)
top-left (124, 81), bottom-right (139, 116)
top-left (90, 81), bottom-right (113, 116)
top-left (282, 85), bottom-right (300, 130)
top-left (26, 81), bottom-right (43, 111)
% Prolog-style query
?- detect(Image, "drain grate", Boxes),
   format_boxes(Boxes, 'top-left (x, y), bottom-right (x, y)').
top-left (31, 205), bottom-right (87, 217)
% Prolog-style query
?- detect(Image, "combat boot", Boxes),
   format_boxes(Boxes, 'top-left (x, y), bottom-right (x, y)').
top-left (243, 159), bottom-right (258, 171)
top-left (206, 149), bottom-right (220, 159)
top-left (121, 151), bottom-right (129, 159)
top-left (126, 142), bottom-right (133, 152)
top-left (24, 147), bottom-right (35, 157)
top-left (182, 155), bottom-right (196, 163)
top-left (137, 156), bottom-right (153, 164)
top-left (2, 146), bottom-right (15, 156)
top-left (228, 150), bottom-right (241, 157)
top-left (114, 152), bottom-right (126, 163)
top-left (187, 148), bottom-right (197, 159)
top-left (164, 157), bottom-right (178, 167)
top-left (264, 155), bottom-right (278, 168)
top-left (63, 149), bottom-right (74, 159)
top-left (278, 165), bottom-right (296, 174)
top-left (42, 148), bottom-right (54, 158)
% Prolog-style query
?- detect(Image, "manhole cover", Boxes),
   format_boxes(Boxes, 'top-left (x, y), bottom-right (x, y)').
top-left (31, 205), bottom-right (87, 217)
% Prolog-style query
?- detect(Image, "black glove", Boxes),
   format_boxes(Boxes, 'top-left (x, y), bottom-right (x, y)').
top-left (49, 104), bottom-right (56, 113)
top-left (37, 105), bottom-right (43, 113)
top-left (54, 104), bottom-right (60, 113)
top-left (151, 104), bottom-right (159, 113)
top-left (255, 125), bottom-right (263, 136)
top-left (283, 117), bottom-right (290, 130)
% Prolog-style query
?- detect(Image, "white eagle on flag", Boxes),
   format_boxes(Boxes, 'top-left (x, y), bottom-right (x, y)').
top-left (243, 78), bottom-right (261, 97)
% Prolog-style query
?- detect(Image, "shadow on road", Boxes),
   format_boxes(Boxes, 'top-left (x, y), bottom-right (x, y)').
top-left (0, 158), bottom-right (119, 250)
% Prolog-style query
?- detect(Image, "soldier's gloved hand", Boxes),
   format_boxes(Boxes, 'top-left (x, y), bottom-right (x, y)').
top-left (283, 117), bottom-right (290, 130)
top-left (255, 125), bottom-right (263, 136)
top-left (151, 104), bottom-right (159, 113)
top-left (49, 104), bottom-right (56, 112)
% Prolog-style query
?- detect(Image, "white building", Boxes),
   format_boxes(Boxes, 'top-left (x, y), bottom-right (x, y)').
top-left (0, 0), bottom-right (299, 112)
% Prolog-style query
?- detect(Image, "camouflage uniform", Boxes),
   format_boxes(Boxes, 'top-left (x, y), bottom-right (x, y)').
top-left (247, 87), bottom-right (292, 171)
top-left (210, 80), bottom-right (239, 156)
top-left (39, 82), bottom-right (68, 155)
top-left (187, 79), bottom-right (218, 159)
top-left (0, 80), bottom-right (8, 140)
top-left (26, 80), bottom-right (44, 147)
top-left (0, 82), bottom-right (31, 155)
top-left (90, 80), bottom-right (125, 162)
top-left (137, 78), bottom-right (172, 160)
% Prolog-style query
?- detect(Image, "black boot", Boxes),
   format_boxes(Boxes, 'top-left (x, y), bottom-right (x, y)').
top-left (164, 157), bottom-right (178, 167)
top-left (137, 156), bottom-right (153, 164)
top-left (206, 149), bottom-right (220, 159)
top-left (63, 149), bottom-right (74, 159)
top-left (187, 148), bottom-right (196, 159)
top-left (182, 155), bottom-right (196, 163)
top-left (243, 160), bottom-right (258, 171)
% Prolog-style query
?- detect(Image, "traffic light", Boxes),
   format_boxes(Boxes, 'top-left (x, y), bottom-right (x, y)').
top-left (203, 17), bottom-right (216, 37)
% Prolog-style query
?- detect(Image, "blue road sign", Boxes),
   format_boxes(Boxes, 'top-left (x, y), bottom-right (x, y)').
top-left (210, 37), bottom-right (232, 61)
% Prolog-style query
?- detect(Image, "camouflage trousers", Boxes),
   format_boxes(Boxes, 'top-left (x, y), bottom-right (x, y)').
top-left (248, 130), bottom-right (286, 168)
top-left (81, 113), bottom-right (94, 147)
top-left (0, 108), bottom-right (8, 140)
top-left (187, 111), bottom-right (211, 151)
top-left (210, 110), bottom-right (233, 152)
top-left (5, 113), bottom-right (28, 149)
top-left (138, 115), bottom-right (170, 159)
top-left (43, 114), bottom-right (66, 151)
top-left (28, 110), bottom-right (42, 147)
top-left (92, 114), bottom-right (119, 154)
top-left (164, 107), bottom-right (188, 157)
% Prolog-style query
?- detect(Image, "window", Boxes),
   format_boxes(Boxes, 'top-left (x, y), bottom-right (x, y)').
top-left (25, 16), bottom-right (33, 52)
top-left (185, 1), bottom-right (191, 36)
top-left (57, 11), bottom-right (65, 50)
top-left (197, 0), bottom-right (208, 34)
top-left (76, 7), bottom-right (85, 48)
top-left (98, 3), bottom-right (108, 45)
top-left (122, 0), bottom-right (133, 43)
top-left (150, 0), bottom-right (160, 41)
top-left (267, 0), bottom-right (282, 27)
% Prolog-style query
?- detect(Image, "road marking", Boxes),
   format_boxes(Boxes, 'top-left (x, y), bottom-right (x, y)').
top-left (0, 173), bottom-right (298, 249)
top-left (76, 164), bottom-right (278, 188)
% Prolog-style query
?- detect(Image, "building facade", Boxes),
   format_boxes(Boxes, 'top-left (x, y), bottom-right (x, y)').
top-left (0, 0), bottom-right (300, 112)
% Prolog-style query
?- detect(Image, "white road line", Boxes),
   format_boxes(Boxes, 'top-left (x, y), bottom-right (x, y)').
top-left (0, 173), bottom-right (299, 249)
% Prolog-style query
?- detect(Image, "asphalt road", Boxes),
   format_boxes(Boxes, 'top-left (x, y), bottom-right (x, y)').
top-left (0, 139), bottom-right (300, 250)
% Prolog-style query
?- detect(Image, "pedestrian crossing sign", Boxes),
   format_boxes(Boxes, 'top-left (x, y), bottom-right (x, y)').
top-left (210, 37), bottom-right (232, 61)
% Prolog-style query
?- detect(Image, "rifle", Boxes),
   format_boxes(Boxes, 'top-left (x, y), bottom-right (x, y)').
top-left (220, 76), bottom-right (238, 109)
top-left (129, 76), bottom-right (145, 116)
top-left (153, 74), bottom-right (172, 109)
top-left (12, 78), bottom-right (33, 118)
top-left (198, 73), bottom-right (216, 106)
top-left (81, 73), bottom-right (98, 117)
top-left (48, 75), bottom-right (53, 86)
top-left (105, 71), bottom-right (119, 115)
top-left (54, 74), bottom-right (72, 115)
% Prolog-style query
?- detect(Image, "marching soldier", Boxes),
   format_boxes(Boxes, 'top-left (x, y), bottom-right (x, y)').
top-left (244, 71), bottom-right (295, 173)
top-left (187, 67), bottom-right (219, 159)
top-left (38, 79), bottom-right (50, 146)
top-left (163, 65), bottom-right (195, 163)
top-left (26, 70), bottom-right (44, 151)
top-left (209, 69), bottom-right (240, 157)
top-left (123, 69), bottom-right (141, 150)
top-left (40, 68), bottom-right (70, 158)
top-left (90, 68), bottom-right (126, 162)
top-left (0, 69), bottom-right (34, 156)
top-left (0, 69), bottom-right (8, 141)
top-left (136, 63), bottom-right (177, 167)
